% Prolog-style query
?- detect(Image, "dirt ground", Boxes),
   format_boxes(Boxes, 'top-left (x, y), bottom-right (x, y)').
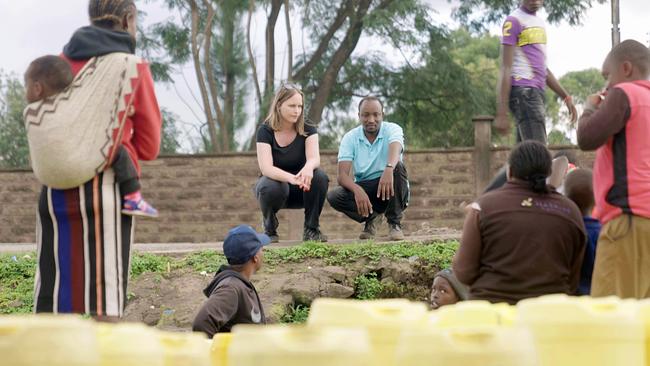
top-left (123, 255), bottom-right (439, 331)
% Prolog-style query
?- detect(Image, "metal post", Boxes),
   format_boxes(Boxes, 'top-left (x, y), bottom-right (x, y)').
top-left (611, 0), bottom-right (620, 47)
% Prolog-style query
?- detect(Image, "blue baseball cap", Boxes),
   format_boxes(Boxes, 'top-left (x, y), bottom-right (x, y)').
top-left (223, 225), bottom-right (271, 265)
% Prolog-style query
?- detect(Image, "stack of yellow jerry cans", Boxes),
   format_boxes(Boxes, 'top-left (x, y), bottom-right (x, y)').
top-left (0, 314), bottom-right (99, 366)
top-left (519, 294), bottom-right (644, 366)
top-left (397, 300), bottom-right (537, 366)
top-left (219, 296), bottom-right (648, 366)
top-left (0, 315), bottom-right (211, 366)
top-left (0, 295), bottom-right (649, 365)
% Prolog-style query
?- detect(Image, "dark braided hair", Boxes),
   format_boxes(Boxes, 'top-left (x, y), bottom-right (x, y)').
top-left (88, 0), bottom-right (135, 29)
top-left (508, 141), bottom-right (552, 194)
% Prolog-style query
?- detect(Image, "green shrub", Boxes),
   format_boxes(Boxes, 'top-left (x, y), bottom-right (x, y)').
top-left (280, 304), bottom-right (310, 324)
top-left (130, 253), bottom-right (170, 277)
top-left (0, 254), bottom-right (36, 314)
top-left (180, 250), bottom-right (227, 273)
top-left (354, 273), bottom-right (384, 300)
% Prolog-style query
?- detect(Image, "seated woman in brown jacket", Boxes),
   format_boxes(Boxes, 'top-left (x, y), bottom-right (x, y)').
top-left (453, 141), bottom-right (586, 304)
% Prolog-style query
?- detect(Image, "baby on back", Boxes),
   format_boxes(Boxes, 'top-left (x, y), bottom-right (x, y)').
top-left (24, 55), bottom-right (73, 103)
top-left (24, 55), bottom-right (159, 218)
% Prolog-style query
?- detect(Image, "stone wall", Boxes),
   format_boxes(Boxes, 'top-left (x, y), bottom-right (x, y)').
top-left (0, 147), bottom-right (594, 243)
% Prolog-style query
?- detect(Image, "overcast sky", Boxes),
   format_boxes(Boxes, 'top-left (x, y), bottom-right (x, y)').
top-left (1, 0), bottom-right (648, 148)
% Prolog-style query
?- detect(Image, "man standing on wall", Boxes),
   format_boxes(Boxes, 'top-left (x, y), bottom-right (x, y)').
top-left (486, 0), bottom-right (578, 191)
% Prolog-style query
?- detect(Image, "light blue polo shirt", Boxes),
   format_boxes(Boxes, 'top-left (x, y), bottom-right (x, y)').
top-left (338, 121), bottom-right (404, 182)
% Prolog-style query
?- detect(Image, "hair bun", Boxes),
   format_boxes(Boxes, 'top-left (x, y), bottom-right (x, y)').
top-left (529, 173), bottom-right (548, 193)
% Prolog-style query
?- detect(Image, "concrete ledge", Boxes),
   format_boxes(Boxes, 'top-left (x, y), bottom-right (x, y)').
top-left (0, 234), bottom-right (460, 255)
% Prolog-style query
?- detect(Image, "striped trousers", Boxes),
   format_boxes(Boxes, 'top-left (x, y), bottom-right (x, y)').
top-left (34, 169), bottom-right (134, 317)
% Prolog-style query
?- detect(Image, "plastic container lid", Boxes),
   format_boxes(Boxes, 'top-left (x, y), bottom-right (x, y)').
top-left (308, 298), bottom-right (428, 329)
top-left (432, 300), bottom-right (501, 328)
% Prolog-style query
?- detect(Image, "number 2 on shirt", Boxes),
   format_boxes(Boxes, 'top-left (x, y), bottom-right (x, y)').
top-left (503, 21), bottom-right (512, 37)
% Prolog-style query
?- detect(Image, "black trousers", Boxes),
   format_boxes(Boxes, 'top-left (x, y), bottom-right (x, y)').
top-left (112, 145), bottom-right (140, 195)
top-left (327, 163), bottom-right (409, 225)
top-left (483, 87), bottom-right (547, 193)
top-left (254, 168), bottom-right (329, 234)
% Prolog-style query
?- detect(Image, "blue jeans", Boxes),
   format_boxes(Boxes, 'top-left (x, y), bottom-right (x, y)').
top-left (510, 86), bottom-right (547, 144)
top-left (483, 87), bottom-right (548, 193)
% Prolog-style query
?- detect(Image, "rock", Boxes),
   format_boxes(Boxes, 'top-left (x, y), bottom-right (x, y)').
top-left (142, 308), bottom-right (162, 326)
top-left (381, 260), bottom-right (418, 284)
top-left (281, 275), bottom-right (322, 304)
top-left (319, 266), bottom-right (347, 283)
top-left (321, 283), bottom-right (354, 298)
top-left (265, 295), bottom-right (294, 323)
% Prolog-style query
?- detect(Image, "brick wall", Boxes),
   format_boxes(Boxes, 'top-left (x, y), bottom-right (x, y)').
top-left (0, 147), bottom-right (594, 243)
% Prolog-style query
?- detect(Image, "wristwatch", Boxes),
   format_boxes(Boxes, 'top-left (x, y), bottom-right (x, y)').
top-left (386, 163), bottom-right (394, 169)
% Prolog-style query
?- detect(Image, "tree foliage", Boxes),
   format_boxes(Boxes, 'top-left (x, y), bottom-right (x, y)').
top-left (161, 108), bottom-right (183, 154)
top-left (384, 29), bottom-right (500, 148)
top-left (546, 68), bottom-right (603, 126)
top-left (143, 0), bottom-right (433, 151)
top-left (142, 0), bottom-right (250, 153)
top-left (453, 0), bottom-right (607, 31)
top-left (547, 129), bottom-right (572, 145)
top-left (0, 73), bottom-right (29, 168)
top-left (139, 0), bottom-right (603, 151)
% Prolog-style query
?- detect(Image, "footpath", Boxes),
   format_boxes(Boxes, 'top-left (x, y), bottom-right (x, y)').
top-left (0, 233), bottom-right (461, 254)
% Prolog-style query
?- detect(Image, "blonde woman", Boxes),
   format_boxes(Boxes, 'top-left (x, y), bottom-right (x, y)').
top-left (255, 84), bottom-right (329, 242)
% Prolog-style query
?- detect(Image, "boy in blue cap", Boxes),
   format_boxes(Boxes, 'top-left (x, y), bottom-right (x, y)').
top-left (192, 225), bottom-right (270, 337)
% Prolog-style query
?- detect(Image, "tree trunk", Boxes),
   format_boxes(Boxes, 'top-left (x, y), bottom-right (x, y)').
top-left (188, 0), bottom-right (219, 152)
top-left (292, 0), bottom-right (353, 81)
top-left (247, 0), bottom-right (263, 107)
top-left (306, 0), bottom-right (373, 125)
top-left (202, 0), bottom-right (227, 151)
top-left (248, 0), bottom-right (283, 150)
top-left (223, 4), bottom-right (236, 150)
top-left (284, 0), bottom-right (293, 80)
top-left (264, 0), bottom-right (283, 98)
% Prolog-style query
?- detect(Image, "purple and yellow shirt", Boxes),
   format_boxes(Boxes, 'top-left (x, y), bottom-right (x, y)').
top-left (501, 7), bottom-right (547, 90)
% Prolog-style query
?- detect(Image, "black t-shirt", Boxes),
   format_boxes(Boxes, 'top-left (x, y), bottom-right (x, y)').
top-left (256, 124), bottom-right (317, 174)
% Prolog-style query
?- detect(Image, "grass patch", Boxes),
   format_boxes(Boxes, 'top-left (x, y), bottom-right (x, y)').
top-left (354, 273), bottom-right (384, 300)
top-left (179, 250), bottom-right (228, 273)
top-left (279, 304), bottom-right (310, 324)
top-left (0, 254), bottom-right (36, 314)
top-left (265, 240), bottom-right (458, 268)
top-left (0, 240), bottom-right (458, 314)
top-left (130, 253), bottom-right (172, 278)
